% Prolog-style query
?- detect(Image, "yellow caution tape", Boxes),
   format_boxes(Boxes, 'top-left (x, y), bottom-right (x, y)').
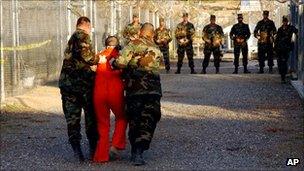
top-left (0, 40), bottom-right (51, 51)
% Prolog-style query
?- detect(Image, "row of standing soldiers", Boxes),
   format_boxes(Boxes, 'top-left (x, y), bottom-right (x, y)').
top-left (123, 11), bottom-right (298, 82)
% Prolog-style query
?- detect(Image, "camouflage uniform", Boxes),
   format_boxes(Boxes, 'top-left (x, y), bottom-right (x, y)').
top-left (202, 24), bottom-right (224, 73)
top-left (112, 35), bottom-right (162, 153)
top-left (123, 22), bottom-right (142, 43)
top-left (154, 26), bottom-right (172, 71)
top-left (230, 21), bottom-right (251, 71)
top-left (58, 28), bottom-right (99, 153)
top-left (175, 21), bottom-right (196, 73)
top-left (254, 18), bottom-right (277, 72)
top-left (274, 24), bottom-right (298, 82)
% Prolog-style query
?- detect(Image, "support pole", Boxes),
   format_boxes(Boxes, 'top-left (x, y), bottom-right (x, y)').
top-left (67, 0), bottom-right (72, 41)
top-left (0, 0), bottom-right (5, 102)
top-left (11, 0), bottom-right (17, 94)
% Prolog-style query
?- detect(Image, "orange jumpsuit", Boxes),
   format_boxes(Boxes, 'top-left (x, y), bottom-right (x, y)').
top-left (93, 47), bottom-right (127, 162)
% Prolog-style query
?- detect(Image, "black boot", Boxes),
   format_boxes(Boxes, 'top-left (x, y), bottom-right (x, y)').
top-left (281, 75), bottom-right (287, 84)
top-left (88, 141), bottom-right (97, 161)
top-left (269, 67), bottom-right (273, 74)
top-left (131, 148), bottom-right (145, 166)
top-left (190, 68), bottom-right (196, 74)
top-left (243, 66), bottom-right (251, 73)
top-left (216, 67), bottom-right (220, 74)
top-left (71, 143), bottom-right (85, 162)
top-left (175, 67), bottom-right (181, 74)
top-left (233, 67), bottom-right (238, 74)
top-left (200, 67), bottom-right (206, 74)
top-left (258, 68), bottom-right (264, 74)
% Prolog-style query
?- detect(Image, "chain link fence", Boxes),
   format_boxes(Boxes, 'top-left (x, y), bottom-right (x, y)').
top-left (0, 0), bottom-right (300, 102)
top-left (0, 1), bottom-right (122, 101)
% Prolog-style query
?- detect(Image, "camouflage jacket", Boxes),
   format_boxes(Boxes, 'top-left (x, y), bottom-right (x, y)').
top-left (113, 36), bottom-right (163, 97)
top-left (123, 22), bottom-right (142, 42)
top-left (175, 22), bottom-right (195, 44)
top-left (254, 19), bottom-right (277, 44)
top-left (230, 22), bottom-right (251, 45)
top-left (58, 28), bottom-right (99, 92)
top-left (154, 27), bottom-right (172, 48)
top-left (274, 24), bottom-right (298, 52)
top-left (202, 24), bottom-right (224, 47)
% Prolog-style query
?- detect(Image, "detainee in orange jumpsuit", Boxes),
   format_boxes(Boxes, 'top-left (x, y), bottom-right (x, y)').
top-left (93, 36), bottom-right (127, 163)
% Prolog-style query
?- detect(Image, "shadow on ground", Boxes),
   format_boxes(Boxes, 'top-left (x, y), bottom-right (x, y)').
top-left (1, 101), bottom-right (303, 170)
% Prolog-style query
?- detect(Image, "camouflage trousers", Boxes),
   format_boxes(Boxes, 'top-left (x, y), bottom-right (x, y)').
top-left (234, 43), bottom-right (248, 67)
top-left (60, 89), bottom-right (98, 150)
top-left (203, 46), bottom-right (221, 69)
top-left (126, 94), bottom-right (161, 152)
top-left (258, 43), bottom-right (274, 68)
top-left (177, 44), bottom-right (194, 69)
top-left (159, 46), bottom-right (170, 71)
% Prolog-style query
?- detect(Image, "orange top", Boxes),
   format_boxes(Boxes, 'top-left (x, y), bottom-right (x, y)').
top-left (96, 47), bottom-right (121, 77)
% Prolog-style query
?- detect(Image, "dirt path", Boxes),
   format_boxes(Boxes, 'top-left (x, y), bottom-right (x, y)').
top-left (1, 68), bottom-right (303, 170)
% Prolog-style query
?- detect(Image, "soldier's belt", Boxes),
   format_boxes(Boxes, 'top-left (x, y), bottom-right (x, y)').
top-left (178, 38), bottom-right (190, 46)
top-left (258, 31), bottom-right (273, 44)
top-left (212, 36), bottom-right (222, 48)
top-left (235, 37), bottom-right (246, 46)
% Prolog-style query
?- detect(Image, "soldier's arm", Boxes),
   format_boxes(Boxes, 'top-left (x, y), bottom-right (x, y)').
top-left (122, 26), bottom-right (129, 39)
top-left (190, 23), bottom-right (195, 35)
top-left (219, 26), bottom-right (224, 37)
top-left (229, 25), bottom-right (235, 39)
top-left (245, 24), bottom-right (251, 40)
top-left (254, 22), bottom-right (261, 38)
top-left (202, 26), bottom-right (208, 41)
top-left (175, 25), bottom-right (181, 39)
top-left (292, 26), bottom-right (298, 35)
top-left (112, 45), bottom-right (134, 69)
top-left (229, 26), bottom-right (234, 39)
top-left (79, 32), bottom-right (99, 65)
top-left (271, 21), bottom-right (277, 35)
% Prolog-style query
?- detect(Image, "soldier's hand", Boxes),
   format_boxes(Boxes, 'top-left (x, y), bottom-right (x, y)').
top-left (98, 55), bottom-right (107, 64)
top-left (205, 39), bottom-right (211, 44)
top-left (90, 65), bottom-right (97, 72)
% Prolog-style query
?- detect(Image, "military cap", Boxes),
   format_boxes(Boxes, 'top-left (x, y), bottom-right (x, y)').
top-left (237, 14), bottom-right (243, 18)
top-left (182, 12), bottom-right (188, 17)
top-left (263, 10), bottom-right (269, 15)
top-left (159, 17), bottom-right (165, 22)
top-left (210, 15), bottom-right (216, 19)
top-left (282, 16), bottom-right (288, 22)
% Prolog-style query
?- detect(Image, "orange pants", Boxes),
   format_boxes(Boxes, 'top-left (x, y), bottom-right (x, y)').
top-left (93, 49), bottom-right (127, 162)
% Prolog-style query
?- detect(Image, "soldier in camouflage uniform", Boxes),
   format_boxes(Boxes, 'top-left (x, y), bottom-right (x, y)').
top-left (201, 15), bottom-right (224, 74)
top-left (254, 10), bottom-right (277, 74)
top-left (110, 23), bottom-right (162, 166)
top-left (274, 16), bottom-right (298, 83)
top-left (175, 12), bottom-right (196, 74)
top-left (154, 17), bottom-right (172, 73)
top-left (58, 17), bottom-right (100, 162)
top-left (123, 14), bottom-right (142, 44)
top-left (230, 14), bottom-right (251, 74)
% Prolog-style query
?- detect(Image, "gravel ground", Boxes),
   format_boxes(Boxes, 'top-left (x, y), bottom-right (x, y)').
top-left (1, 61), bottom-right (303, 170)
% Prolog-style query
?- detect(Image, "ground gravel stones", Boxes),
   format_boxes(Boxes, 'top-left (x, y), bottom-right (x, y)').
top-left (1, 61), bottom-right (303, 170)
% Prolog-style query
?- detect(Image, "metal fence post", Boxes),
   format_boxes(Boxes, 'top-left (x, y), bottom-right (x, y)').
top-left (93, 0), bottom-right (98, 53)
top-left (0, 0), bottom-right (5, 102)
top-left (11, 0), bottom-right (17, 94)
